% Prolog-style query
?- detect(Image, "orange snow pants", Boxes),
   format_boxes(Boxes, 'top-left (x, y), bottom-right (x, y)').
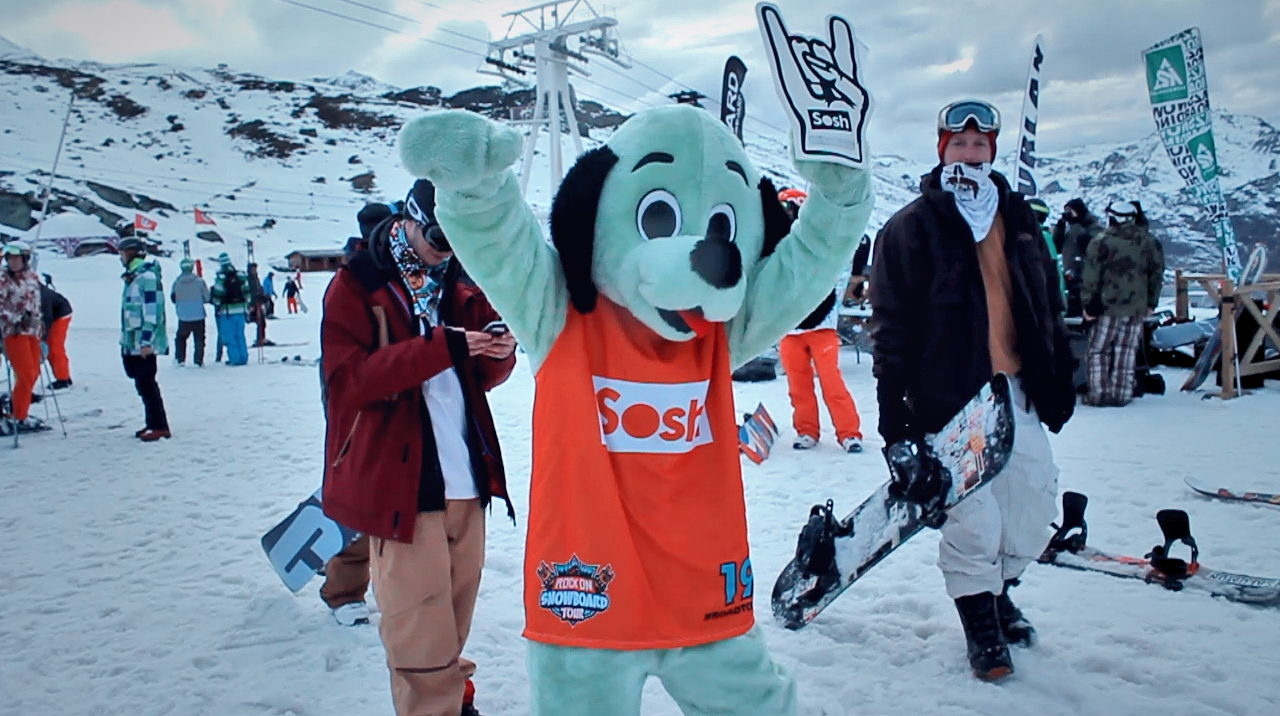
top-left (778, 329), bottom-right (862, 443)
top-left (3, 335), bottom-right (42, 421)
top-left (47, 315), bottom-right (72, 382)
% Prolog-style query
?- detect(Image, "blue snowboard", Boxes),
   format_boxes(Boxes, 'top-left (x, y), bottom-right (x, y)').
top-left (261, 489), bottom-right (360, 593)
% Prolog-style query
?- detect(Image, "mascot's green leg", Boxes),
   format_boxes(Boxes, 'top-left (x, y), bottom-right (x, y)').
top-left (527, 627), bottom-right (797, 716)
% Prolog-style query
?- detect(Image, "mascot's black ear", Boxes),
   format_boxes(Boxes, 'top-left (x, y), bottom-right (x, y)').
top-left (551, 146), bottom-right (620, 314)
top-left (758, 176), bottom-right (793, 259)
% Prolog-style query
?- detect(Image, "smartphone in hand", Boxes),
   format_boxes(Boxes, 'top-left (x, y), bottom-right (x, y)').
top-left (482, 320), bottom-right (509, 336)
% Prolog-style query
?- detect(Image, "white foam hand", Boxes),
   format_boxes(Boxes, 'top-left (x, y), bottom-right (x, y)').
top-left (757, 3), bottom-right (872, 168)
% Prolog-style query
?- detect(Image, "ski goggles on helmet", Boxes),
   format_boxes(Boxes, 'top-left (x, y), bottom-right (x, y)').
top-left (1026, 198), bottom-right (1050, 218)
top-left (1106, 201), bottom-right (1140, 219)
top-left (406, 194), bottom-right (451, 252)
top-left (3, 240), bottom-right (32, 256)
top-left (937, 100), bottom-right (1001, 135)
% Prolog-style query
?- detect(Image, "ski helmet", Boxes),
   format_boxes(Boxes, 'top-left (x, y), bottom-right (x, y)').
top-left (117, 237), bottom-right (146, 254)
top-left (1026, 198), bottom-right (1051, 224)
top-left (2, 240), bottom-right (32, 256)
top-left (937, 100), bottom-right (1000, 162)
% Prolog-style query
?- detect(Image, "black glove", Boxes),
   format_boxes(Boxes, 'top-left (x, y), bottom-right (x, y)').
top-left (884, 439), bottom-right (949, 528)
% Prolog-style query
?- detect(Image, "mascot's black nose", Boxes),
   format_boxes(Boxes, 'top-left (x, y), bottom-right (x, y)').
top-left (689, 215), bottom-right (742, 289)
top-left (690, 238), bottom-right (742, 289)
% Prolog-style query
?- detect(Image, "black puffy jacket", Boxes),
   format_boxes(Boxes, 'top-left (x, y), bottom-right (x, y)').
top-left (870, 167), bottom-right (1076, 445)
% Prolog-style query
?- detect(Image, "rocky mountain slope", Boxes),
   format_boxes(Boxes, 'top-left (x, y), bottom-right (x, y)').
top-left (2, 35), bottom-right (1276, 271)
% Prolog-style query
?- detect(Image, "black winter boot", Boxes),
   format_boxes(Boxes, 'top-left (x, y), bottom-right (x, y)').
top-left (955, 592), bottom-right (1014, 681)
top-left (997, 579), bottom-right (1036, 647)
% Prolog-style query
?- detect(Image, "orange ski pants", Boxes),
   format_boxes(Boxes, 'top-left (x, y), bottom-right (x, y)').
top-left (778, 329), bottom-right (862, 442)
top-left (3, 335), bottom-right (42, 421)
top-left (47, 315), bottom-right (72, 382)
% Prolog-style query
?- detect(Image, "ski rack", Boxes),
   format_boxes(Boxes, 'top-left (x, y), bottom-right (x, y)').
top-left (1174, 269), bottom-right (1280, 399)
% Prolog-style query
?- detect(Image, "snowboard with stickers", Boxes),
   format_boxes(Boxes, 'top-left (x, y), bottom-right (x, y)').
top-left (772, 374), bottom-right (1015, 629)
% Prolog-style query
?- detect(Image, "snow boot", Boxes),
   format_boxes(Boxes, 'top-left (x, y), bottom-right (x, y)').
top-left (138, 429), bottom-right (171, 442)
top-left (14, 417), bottom-right (51, 434)
top-left (996, 579), bottom-right (1036, 647)
top-left (460, 679), bottom-right (481, 716)
top-left (840, 436), bottom-right (864, 453)
top-left (954, 592), bottom-right (1014, 681)
top-left (50, 379), bottom-right (73, 390)
top-left (331, 601), bottom-right (370, 626)
top-left (793, 434), bottom-right (817, 450)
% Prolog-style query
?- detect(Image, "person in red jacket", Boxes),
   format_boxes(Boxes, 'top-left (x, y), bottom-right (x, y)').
top-left (321, 180), bottom-right (515, 716)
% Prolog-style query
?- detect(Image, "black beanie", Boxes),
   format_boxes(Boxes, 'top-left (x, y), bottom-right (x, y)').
top-left (404, 179), bottom-right (437, 226)
top-left (357, 203), bottom-right (393, 242)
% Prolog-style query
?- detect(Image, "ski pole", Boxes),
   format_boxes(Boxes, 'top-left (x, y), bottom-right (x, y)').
top-left (41, 360), bottom-right (67, 438)
top-left (3, 353), bottom-right (17, 449)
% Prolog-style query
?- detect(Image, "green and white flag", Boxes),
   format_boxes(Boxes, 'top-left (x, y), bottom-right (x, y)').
top-left (1142, 27), bottom-right (1242, 282)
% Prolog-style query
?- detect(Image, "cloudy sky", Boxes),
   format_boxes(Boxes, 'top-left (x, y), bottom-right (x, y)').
top-left (3, 0), bottom-right (1277, 163)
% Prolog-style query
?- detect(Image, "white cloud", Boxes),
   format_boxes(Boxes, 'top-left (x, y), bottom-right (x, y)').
top-left (3, 0), bottom-right (1278, 163)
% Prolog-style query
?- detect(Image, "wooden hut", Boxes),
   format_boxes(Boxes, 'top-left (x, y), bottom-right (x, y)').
top-left (286, 249), bottom-right (347, 272)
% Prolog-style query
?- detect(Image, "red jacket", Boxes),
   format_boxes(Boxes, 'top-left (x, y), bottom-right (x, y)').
top-left (321, 251), bottom-right (515, 543)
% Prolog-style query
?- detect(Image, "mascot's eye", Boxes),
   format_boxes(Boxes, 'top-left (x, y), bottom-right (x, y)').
top-left (706, 204), bottom-right (737, 243)
top-left (637, 189), bottom-right (682, 240)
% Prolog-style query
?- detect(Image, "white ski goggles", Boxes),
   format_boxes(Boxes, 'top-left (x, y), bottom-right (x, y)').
top-left (937, 100), bottom-right (1001, 134)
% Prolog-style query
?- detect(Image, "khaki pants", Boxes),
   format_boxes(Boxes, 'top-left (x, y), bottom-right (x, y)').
top-left (320, 534), bottom-right (370, 609)
top-left (371, 500), bottom-right (485, 716)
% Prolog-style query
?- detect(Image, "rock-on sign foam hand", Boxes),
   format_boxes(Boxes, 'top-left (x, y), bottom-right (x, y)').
top-left (757, 3), bottom-right (872, 168)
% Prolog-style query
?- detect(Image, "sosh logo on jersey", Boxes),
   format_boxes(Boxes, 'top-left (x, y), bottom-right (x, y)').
top-left (1145, 45), bottom-right (1189, 104)
top-left (593, 376), bottom-right (713, 454)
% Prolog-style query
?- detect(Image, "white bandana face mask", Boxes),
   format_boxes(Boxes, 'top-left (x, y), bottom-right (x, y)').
top-left (940, 162), bottom-right (999, 242)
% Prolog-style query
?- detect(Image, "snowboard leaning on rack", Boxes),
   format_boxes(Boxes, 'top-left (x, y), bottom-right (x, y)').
top-left (772, 374), bottom-right (1015, 630)
top-left (1039, 491), bottom-right (1280, 606)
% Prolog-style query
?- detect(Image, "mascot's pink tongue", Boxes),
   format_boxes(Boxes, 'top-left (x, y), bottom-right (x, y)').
top-left (680, 310), bottom-right (715, 338)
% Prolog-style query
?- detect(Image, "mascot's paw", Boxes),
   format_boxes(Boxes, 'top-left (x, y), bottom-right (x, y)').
top-left (399, 110), bottom-right (524, 190)
top-left (795, 158), bottom-right (870, 208)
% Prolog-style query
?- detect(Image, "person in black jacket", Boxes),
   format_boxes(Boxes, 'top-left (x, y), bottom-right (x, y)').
top-left (40, 280), bottom-right (74, 389)
top-left (870, 99), bottom-right (1075, 681)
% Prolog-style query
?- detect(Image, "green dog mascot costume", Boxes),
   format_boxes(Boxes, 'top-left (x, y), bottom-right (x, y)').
top-left (398, 9), bottom-right (873, 713)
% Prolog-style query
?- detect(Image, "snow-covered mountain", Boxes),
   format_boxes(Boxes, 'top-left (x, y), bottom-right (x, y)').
top-left (2, 35), bottom-right (1277, 271)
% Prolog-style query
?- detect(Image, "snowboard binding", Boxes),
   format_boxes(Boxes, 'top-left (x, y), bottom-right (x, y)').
top-left (795, 500), bottom-right (851, 580)
top-left (1044, 491), bottom-right (1089, 557)
top-left (1146, 509), bottom-right (1199, 586)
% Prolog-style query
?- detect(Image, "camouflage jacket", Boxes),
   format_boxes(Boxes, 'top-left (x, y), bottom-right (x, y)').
top-left (1082, 222), bottom-right (1165, 318)
top-left (0, 266), bottom-right (43, 339)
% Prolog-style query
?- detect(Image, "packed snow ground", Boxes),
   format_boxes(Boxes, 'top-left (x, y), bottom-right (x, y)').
top-left (2, 253), bottom-right (1279, 716)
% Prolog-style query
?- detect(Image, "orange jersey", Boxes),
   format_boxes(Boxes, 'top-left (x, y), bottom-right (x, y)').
top-left (524, 298), bottom-right (755, 649)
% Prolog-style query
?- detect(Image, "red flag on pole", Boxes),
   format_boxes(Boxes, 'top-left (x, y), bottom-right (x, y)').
top-left (194, 207), bottom-right (217, 226)
top-left (134, 214), bottom-right (158, 231)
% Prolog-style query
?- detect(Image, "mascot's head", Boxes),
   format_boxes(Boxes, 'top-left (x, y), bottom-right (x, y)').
top-left (552, 104), bottom-right (791, 342)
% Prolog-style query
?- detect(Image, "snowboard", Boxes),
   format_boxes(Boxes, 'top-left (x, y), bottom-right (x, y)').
top-left (261, 488), bottom-right (360, 593)
top-left (1039, 491), bottom-right (1280, 606)
top-left (1184, 476), bottom-right (1280, 506)
top-left (772, 374), bottom-right (1015, 630)
top-left (1183, 246), bottom-right (1268, 391)
top-left (739, 403), bottom-right (779, 464)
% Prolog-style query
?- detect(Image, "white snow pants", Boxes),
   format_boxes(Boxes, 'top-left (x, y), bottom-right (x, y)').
top-left (937, 377), bottom-right (1060, 599)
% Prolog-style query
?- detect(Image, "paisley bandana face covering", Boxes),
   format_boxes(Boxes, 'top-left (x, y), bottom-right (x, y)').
top-left (389, 219), bottom-right (450, 326)
top-left (940, 162), bottom-right (999, 242)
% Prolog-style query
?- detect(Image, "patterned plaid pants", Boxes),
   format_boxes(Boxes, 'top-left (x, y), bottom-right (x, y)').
top-left (1086, 315), bottom-right (1145, 405)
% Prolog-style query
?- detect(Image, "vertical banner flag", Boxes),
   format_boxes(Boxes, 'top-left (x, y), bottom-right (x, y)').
top-left (1014, 34), bottom-right (1044, 196)
top-left (134, 214), bottom-right (157, 232)
top-left (194, 207), bottom-right (217, 226)
top-left (1142, 28), bottom-right (1242, 282)
top-left (719, 56), bottom-right (748, 143)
